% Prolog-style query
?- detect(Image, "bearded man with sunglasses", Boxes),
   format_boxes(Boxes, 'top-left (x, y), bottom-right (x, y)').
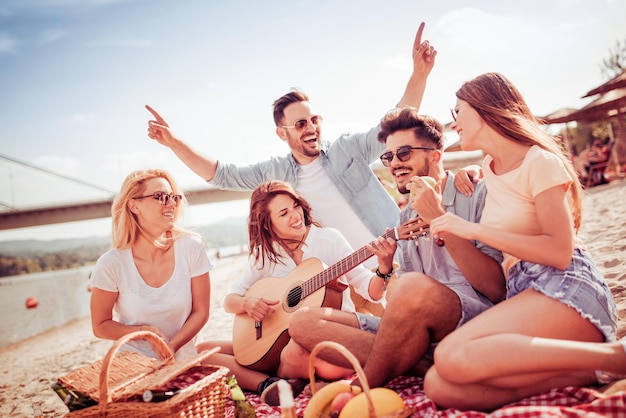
top-left (288, 108), bottom-right (505, 388)
top-left (145, 23), bottom-right (435, 274)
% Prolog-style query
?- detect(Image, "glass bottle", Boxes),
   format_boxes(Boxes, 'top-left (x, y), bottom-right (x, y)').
top-left (50, 382), bottom-right (96, 411)
top-left (227, 375), bottom-right (257, 418)
top-left (142, 389), bottom-right (179, 402)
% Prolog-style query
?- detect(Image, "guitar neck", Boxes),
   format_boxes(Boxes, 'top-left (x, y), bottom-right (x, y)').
top-left (301, 227), bottom-right (398, 298)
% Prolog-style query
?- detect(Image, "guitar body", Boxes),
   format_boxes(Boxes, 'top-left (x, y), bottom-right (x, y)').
top-left (229, 220), bottom-right (422, 373)
top-left (232, 258), bottom-right (345, 373)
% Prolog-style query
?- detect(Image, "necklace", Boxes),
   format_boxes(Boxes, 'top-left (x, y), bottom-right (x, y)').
top-left (286, 233), bottom-right (306, 257)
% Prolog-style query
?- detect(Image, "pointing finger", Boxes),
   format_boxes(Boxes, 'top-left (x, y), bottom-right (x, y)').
top-left (413, 21), bottom-right (425, 51)
top-left (145, 104), bottom-right (169, 127)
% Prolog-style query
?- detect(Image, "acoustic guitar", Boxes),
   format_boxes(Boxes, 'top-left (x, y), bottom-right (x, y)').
top-left (232, 218), bottom-right (424, 373)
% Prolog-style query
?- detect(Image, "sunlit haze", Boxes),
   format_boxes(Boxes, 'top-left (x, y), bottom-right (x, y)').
top-left (1, 0), bottom-right (624, 241)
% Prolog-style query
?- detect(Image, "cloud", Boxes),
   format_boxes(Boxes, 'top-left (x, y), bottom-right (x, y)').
top-left (40, 29), bottom-right (66, 44)
top-left (86, 38), bottom-right (153, 48)
top-left (71, 114), bottom-right (96, 122)
top-left (5, 0), bottom-right (133, 9)
top-left (0, 32), bottom-right (18, 53)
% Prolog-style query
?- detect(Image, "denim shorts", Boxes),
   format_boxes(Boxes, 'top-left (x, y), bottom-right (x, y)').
top-left (355, 312), bottom-right (381, 334)
top-left (507, 248), bottom-right (618, 342)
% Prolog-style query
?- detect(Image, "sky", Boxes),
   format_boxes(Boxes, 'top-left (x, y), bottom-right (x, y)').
top-left (0, 0), bottom-right (625, 242)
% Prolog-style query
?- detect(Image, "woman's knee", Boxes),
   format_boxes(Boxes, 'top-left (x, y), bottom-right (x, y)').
top-left (278, 341), bottom-right (310, 377)
top-left (423, 366), bottom-right (466, 409)
top-left (431, 336), bottom-right (477, 383)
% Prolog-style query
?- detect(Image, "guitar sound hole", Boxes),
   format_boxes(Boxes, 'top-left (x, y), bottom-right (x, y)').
top-left (287, 287), bottom-right (303, 308)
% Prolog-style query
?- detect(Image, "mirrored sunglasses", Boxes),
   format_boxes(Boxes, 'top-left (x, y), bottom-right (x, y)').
top-left (133, 192), bottom-right (183, 206)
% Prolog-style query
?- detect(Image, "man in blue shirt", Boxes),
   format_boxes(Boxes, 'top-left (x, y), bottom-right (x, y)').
top-left (288, 108), bottom-right (505, 388)
top-left (145, 23), bottom-right (436, 267)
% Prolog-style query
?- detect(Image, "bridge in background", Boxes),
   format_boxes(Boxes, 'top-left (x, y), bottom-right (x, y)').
top-left (0, 153), bottom-right (251, 231)
top-left (0, 187), bottom-right (251, 230)
top-left (0, 150), bottom-right (482, 231)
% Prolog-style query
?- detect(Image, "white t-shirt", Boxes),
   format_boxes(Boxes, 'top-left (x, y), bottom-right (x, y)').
top-left (228, 225), bottom-right (380, 312)
top-left (296, 158), bottom-right (377, 269)
top-left (91, 233), bottom-right (212, 360)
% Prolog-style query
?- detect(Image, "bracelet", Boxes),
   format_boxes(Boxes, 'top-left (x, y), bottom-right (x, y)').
top-left (376, 267), bottom-right (393, 280)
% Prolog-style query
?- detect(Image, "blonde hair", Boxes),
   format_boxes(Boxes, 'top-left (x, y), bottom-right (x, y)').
top-left (456, 72), bottom-right (583, 230)
top-left (111, 169), bottom-right (189, 249)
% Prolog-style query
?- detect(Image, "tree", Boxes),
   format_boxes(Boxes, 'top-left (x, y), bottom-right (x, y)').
top-left (601, 38), bottom-right (626, 79)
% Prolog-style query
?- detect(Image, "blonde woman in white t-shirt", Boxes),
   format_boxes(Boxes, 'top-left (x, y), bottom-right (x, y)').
top-left (90, 169), bottom-right (212, 360)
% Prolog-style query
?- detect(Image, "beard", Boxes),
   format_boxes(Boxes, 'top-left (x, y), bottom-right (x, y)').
top-left (395, 161), bottom-right (430, 194)
top-left (287, 131), bottom-right (322, 158)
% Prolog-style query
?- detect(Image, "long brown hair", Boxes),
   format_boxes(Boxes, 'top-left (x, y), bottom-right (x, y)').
top-left (111, 169), bottom-right (189, 249)
top-left (456, 72), bottom-right (583, 230)
top-left (248, 180), bottom-right (320, 267)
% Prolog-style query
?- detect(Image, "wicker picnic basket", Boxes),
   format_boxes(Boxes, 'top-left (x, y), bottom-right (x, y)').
top-left (308, 341), bottom-right (414, 418)
top-left (57, 330), bottom-right (229, 418)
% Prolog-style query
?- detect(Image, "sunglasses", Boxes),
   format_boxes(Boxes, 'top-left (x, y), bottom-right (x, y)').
top-left (280, 115), bottom-right (323, 131)
top-left (133, 192), bottom-right (183, 206)
top-left (380, 145), bottom-right (436, 167)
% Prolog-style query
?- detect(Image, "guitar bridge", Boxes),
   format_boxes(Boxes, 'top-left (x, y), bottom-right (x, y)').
top-left (255, 321), bottom-right (262, 340)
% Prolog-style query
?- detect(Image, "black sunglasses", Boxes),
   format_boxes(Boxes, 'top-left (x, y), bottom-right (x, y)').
top-left (380, 145), bottom-right (435, 167)
top-left (133, 192), bottom-right (183, 206)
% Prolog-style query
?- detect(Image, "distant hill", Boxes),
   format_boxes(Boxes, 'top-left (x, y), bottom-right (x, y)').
top-left (194, 217), bottom-right (248, 250)
top-left (0, 236), bottom-right (111, 257)
top-left (0, 217), bottom-right (248, 257)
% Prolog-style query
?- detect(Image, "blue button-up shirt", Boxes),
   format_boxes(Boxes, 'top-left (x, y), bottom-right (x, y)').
top-left (210, 126), bottom-right (400, 237)
top-left (396, 171), bottom-right (503, 279)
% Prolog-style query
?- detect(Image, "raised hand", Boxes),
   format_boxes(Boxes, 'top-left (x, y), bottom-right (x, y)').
top-left (412, 22), bottom-right (437, 79)
top-left (397, 22), bottom-right (437, 110)
top-left (407, 176), bottom-right (444, 224)
top-left (145, 105), bottom-right (175, 147)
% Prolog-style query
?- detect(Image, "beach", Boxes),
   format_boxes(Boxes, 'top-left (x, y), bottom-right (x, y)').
top-left (2, 179), bottom-right (626, 418)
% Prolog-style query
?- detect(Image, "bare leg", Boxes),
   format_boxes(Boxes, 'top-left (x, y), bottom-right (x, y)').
top-left (197, 340), bottom-right (234, 355)
top-left (362, 274), bottom-right (461, 387)
top-left (197, 340), bottom-right (271, 391)
top-left (291, 273), bottom-right (462, 388)
top-left (424, 366), bottom-right (595, 411)
top-left (424, 289), bottom-right (623, 410)
top-left (290, 306), bottom-right (373, 368)
top-left (278, 339), bottom-right (354, 381)
top-left (200, 351), bottom-right (269, 392)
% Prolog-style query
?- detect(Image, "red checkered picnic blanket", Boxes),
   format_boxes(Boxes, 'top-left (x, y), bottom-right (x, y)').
top-left (225, 375), bottom-right (626, 417)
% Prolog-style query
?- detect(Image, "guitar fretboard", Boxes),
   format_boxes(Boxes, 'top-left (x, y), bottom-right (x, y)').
top-left (301, 227), bottom-right (398, 298)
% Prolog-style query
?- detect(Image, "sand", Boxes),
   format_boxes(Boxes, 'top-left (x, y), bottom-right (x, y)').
top-left (2, 179), bottom-right (625, 418)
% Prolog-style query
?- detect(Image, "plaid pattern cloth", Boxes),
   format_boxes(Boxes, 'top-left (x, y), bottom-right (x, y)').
top-left (225, 375), bottom-right (626, 417)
